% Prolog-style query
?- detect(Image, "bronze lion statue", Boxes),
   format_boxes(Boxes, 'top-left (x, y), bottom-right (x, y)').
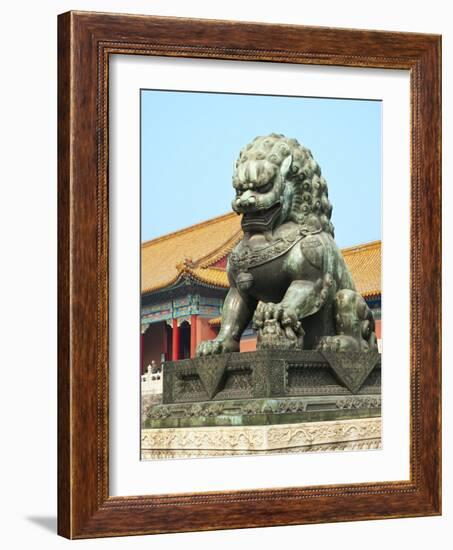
top-left (196, 134), bottom-right (378, 356)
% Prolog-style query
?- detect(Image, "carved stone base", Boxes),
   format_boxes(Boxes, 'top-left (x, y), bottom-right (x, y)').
top-left (141, 417), bottom-right (381, 460)
top-left (145, 394), bottom-right (381, 429)
top-left (161, 350), bottom-right (381, 404)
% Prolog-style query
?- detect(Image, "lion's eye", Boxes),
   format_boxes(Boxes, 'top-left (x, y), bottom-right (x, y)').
top-left (257, 181), bottom-right (273, 194)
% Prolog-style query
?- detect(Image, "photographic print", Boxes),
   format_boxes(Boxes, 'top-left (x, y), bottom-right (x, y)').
top-left (140, 90), bottom-right (382, 460)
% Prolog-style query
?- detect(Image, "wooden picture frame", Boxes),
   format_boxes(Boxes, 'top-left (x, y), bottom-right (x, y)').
top-left (58, 11), bottom-right (441, 539)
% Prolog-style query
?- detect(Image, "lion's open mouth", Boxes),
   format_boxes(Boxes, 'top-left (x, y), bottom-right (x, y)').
top-left (241, 203), bottom-right (281, 232)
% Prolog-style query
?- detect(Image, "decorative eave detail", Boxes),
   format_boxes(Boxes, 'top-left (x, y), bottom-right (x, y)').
top-left (362, 290), bottom-right (381, 300)
top-left (142, 269), bottom-right (229, 297)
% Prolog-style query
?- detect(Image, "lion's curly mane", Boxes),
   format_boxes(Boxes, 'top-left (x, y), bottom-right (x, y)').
top-left (234, 133), bottom-right (335, 236)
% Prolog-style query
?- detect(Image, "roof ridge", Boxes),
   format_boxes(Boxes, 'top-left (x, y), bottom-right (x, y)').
top-left (141, 211), bottom-right (237, 248)
top-left (341, 240), bottom-right (381, 254)
top-left (197, 229), bottom-right (243, 268)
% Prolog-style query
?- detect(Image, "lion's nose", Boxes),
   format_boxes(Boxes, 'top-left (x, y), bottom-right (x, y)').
top-left (236, 192), bottom-right (256, 208)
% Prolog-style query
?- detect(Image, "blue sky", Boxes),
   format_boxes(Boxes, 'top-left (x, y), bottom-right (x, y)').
top-left (141, 90), bottom-right (381, 248)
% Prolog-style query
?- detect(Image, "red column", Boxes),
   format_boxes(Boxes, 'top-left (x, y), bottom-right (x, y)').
top-left (172, 318), bottom-right (180, 361)
top-left (190, 314), bottom-right (198, 358)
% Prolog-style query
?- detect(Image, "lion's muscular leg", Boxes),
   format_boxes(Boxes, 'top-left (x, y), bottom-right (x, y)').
top-left (196, 287), bottom-right (257, 356)
top-left (317, 289), bottom-right (378, 352)
top-left (254, 275), bottom-right (334, 350)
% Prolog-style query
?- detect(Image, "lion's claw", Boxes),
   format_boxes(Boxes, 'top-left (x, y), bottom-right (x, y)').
top-left (196, 338), bottom-right (239, 357)
top-left (253, 302), bottom-right (300, 333)
top-left (317, 335), bottom-right (369, 352)
top-left (253, 301), bottom-right (304, 350)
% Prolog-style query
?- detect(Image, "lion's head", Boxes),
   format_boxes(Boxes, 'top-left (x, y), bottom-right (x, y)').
top-left (231, 133), bottom-right (334, 236)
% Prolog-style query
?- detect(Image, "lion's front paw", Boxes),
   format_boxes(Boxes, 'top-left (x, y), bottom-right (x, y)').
top-left (317, 335), bottom-right (368, 352)
top-left (196, 338), bottom-right (239, 357)
top-left (317, 336), bottom-right (342, 352)
top-left (253, 302), bottom-right (304, 350)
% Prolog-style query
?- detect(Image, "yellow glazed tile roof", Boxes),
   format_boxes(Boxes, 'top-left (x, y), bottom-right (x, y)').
top-left (342, 240), bottom-right (381, 298)
top-left (142, 212), bottom-right (381, 298)
top-left (141, 213), bottom-right (241, 293)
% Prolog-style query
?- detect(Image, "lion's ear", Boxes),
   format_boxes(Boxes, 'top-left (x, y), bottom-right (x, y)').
top-left (280, 154), bottom-right (292, 181)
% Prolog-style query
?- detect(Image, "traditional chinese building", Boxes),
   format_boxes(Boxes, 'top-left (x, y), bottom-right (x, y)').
top-left (141, 212), bottom-right (381, 372)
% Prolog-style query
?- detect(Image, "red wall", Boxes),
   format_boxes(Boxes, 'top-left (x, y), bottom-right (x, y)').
top-left (195, 320), bottom-right (257, 352)
top-left (240, 337), bottom-right (257, 352)
top-left (197, 317), bottom-right (218, 345)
